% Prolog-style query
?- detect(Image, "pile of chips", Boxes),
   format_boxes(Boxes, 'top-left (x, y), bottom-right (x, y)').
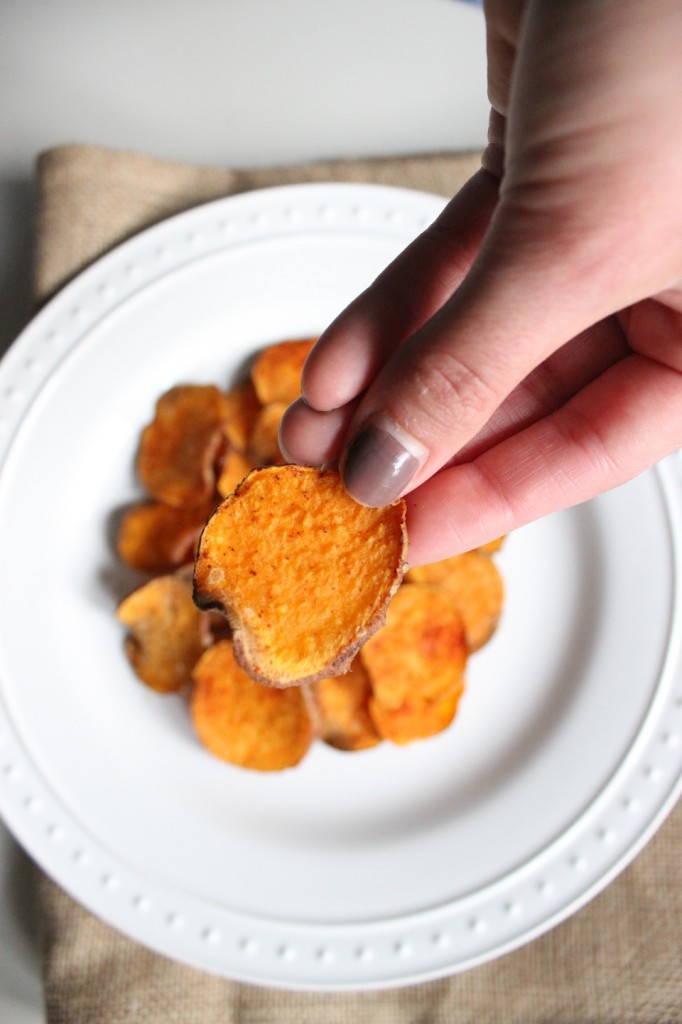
top-left (115, 338), bottom-right (505, 771)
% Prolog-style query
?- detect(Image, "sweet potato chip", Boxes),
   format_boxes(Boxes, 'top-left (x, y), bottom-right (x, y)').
top-left (407, 551), bottom-right (504, 651)
top-left (216, 449), bottom-right (253, 499)
top-left (360, 583), bottom-right (467, 710)
top-left (117, 499), bottom-right (216, 573)
top-left (117, 574), bottom-right (209, 692)
top-left (250, 337), bottom-right (316, 406)
top-left (222, 379), bottom-right (262, 453)
top-left (312, 658), bottom-right (381, 751)
top-left (191, 640), bottom-right (313, 770)
top-left (193, 465), bottom-right (407, 687)
top-left (137, 384), bottom-right (230, 506)
top-left (369, 687), bottom-right (464, 745)
top-left (247, 402), bottom-right (287, 466)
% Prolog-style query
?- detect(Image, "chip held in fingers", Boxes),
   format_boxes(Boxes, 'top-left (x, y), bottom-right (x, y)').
top-left (193, 465), bottom-right (408, 688)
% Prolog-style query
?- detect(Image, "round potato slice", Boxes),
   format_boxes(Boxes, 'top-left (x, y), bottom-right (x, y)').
top-left (117, 499), bottom-right (215, 574)
top-left (360, 583), bottom-right (467, 710)
top-left (193, 466), bottom-right (407, 687)
top-left (191, 640), bottom-right (313, 771)
top-left (117, 574), bottom-right (209, 693)
top-left (312, 658), bottom-right (381, 752)
top-left (407, 551), bottom-right (504, 651)
top-left (136, 384), bottom-right (230, 506)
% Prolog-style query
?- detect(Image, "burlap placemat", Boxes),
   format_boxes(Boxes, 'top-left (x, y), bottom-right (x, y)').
top-left (32, 145), bottom-right (681, 1024)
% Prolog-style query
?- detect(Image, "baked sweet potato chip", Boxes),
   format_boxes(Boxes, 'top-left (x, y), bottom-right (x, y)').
top-left (312, 658), bottom-right (381, 751)
top-left (250, 338), bottom-right (316, 406)
top-left (117, 499), bottom-right (216, 573)
top-left (117, 574), bottom-right (209, 692)
top-left (369, 687), bottom-right (464, 745)
top-left (191, 640), bottom-right (313, 771)
top-left (360, 583), bottom-right (467, 710)
top-left (407, 551), bottom-right (504, 651)
top-left (137, 384), bottom-right (230, 506)
top-left (193, 465), bottom-right (407, 687)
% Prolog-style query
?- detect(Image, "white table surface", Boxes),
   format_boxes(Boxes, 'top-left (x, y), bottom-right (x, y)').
top-left (0, 1), bottom-right (487, 1018)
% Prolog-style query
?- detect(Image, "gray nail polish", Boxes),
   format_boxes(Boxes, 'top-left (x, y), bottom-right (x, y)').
top-left (343, 420), bottom-right (425, 506)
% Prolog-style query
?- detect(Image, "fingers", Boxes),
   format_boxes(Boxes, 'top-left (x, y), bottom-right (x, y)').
top-left (278, 397), bottom-right (359, 468)
top-left (299, 169), bottom-right (500, 414)
top-left (405, 354), bottom-right (682, 565)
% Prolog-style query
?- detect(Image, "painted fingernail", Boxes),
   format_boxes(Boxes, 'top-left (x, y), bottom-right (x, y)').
top-left (342, 415), bottom-right (427, 506)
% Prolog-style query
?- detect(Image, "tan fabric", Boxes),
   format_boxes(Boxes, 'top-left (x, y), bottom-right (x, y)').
top-left (33, 144), bottom-right (682, 1023)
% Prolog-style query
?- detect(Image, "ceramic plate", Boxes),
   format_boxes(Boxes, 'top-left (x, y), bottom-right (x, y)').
top-left (0, 184), bottom-right (681, 991)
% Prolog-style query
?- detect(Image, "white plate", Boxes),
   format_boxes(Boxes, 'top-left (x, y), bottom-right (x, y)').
top-left (0, 183), bottom-right (681, 992)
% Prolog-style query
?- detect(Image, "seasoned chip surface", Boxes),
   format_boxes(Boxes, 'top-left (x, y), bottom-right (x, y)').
top-left (191, 640), bottom-right (313, 771)
top-left (193, 465), bottom-right (407, 687)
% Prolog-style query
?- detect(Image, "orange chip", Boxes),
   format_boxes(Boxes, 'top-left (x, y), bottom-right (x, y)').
top-left (216, 449), bottom-right (253, 498)
top-left (360, 583), bottom-right (467, 710)
top-left (248, 402), bottom-right (287, 466)
top-left (369, 687), bottom-right (464, 745)
top-left (222, 379), bottom-right (262, 453)
top-left (117, 499), bottom-right (215, 573)
top-left (193, 465), bottom-right (407, 687)
top-left (407, 551), bottom-right (504, 651)
top-left (117, 574), bottom-right (209, 692)
top-left (312, 658), bottom-right (382, 752)
top-left (250, 337), bottom-right (316, 406)
top-left (136, 384), bottom-right (230, 506)
top-left (190, 640), bottom-right (313, 771)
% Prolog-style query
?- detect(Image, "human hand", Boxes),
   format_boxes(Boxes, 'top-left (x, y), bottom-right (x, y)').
top-left (280, 0), bottom-right (682, 566)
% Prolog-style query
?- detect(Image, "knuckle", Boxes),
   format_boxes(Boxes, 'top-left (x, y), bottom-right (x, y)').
top-left (406, 348), bottom-right (500, 436)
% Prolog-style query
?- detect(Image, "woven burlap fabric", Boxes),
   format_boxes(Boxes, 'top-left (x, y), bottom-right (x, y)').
top-left (33, 144), bottom-right (682, 1024)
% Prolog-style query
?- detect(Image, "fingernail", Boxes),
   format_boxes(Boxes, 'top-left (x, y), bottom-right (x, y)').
top-left (342, 415), bottom-right (427, 506)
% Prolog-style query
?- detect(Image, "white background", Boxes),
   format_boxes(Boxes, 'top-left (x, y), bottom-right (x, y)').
top-left (0, 1), bottom-right (487, 1019)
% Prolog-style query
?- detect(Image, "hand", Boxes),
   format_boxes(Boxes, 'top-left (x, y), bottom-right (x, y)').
top-left (279, 0), bottom-right (682, 566)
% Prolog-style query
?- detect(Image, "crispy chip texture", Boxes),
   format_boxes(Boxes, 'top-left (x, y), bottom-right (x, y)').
top-left (360, 583), bottom-right (467, 710)
top-left (194, 465), bottom-right (407, 687)
top-left (191, 640), bottom-right (313, 770)
top-left (407, 552), bottom-right (504, 651)
top-left (312, 659), bottom-right (381, 751)
top-left (137, 384), bottom-right (230, 506)
top-left (117, 575), bottom-right (208, 692)
top-left (250, 338), bottom-right (316, 405)
top-left (117, 499), bottom-right (216, 573)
